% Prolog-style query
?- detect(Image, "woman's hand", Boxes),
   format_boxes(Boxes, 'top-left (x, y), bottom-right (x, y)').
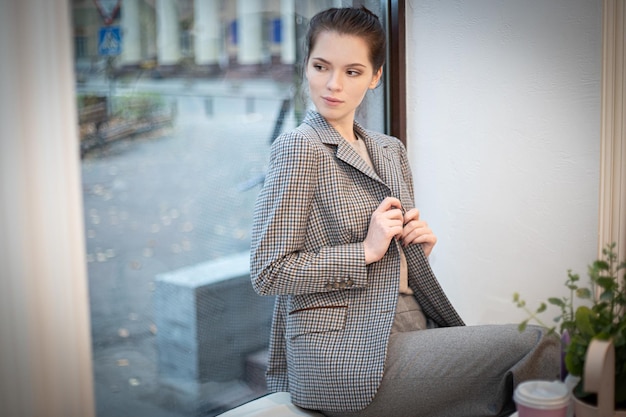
top-left (363, 197), bottom-right (404, 264)
top-left (401, 208), bottom-right (437, 257)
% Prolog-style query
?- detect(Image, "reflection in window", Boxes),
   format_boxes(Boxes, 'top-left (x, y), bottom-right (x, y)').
top-left (73, 0), bottom-right (387, 415)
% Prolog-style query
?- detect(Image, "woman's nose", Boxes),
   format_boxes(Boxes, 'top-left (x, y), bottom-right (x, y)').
top-left (326, 71), bottom-right (342, 91)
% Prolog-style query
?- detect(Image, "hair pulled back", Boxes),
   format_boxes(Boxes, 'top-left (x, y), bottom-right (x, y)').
top-left (305, 6), bottom-right (386, 73)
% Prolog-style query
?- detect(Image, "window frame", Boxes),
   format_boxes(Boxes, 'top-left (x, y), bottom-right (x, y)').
top-left (387, 0), bottom-right (407, 145)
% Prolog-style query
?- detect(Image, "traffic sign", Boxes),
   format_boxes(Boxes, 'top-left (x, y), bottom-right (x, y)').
top-left (98, 26), bottom-right (122, 56)
top-left (93, 0), bottom-right (121, 25)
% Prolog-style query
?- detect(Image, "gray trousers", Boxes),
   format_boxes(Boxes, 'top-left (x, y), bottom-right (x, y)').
top-left (322, 295), bottom-right (561, 417)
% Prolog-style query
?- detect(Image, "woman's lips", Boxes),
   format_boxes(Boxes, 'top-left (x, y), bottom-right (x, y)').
top-left (322, 96), bottom-right (343, 106)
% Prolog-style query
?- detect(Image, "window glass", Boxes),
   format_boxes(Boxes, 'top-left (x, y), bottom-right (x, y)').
top-left (73, 0), bottom-right (388, 415)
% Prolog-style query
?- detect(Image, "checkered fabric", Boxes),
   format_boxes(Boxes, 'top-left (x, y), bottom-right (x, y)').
top-left (250, 111), bottom-right (464, 412)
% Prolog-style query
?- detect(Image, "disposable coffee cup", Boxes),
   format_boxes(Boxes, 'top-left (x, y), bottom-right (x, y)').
top-left (514, 380), bottom-right (571, 417)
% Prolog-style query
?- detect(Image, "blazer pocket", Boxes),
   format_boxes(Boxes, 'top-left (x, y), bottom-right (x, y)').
top-left (286, 305), bottom-right (348, 340)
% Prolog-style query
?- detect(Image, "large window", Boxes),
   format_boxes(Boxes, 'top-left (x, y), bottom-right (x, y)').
top-left (72, 1), bottom-right (400, 415)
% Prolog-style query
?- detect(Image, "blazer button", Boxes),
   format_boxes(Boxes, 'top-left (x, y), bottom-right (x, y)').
top-left (325, 283), bottom-right (333, 290)
top-left (333, 282), bottom-right (340, 289)
top-left (346, 279), bottom-right (354, 287)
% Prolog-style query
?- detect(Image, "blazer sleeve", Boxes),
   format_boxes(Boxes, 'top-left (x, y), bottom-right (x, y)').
top-left (250, 130), bottom-right (368, 296)
top-left (265, 296), bottom-right (289, 392)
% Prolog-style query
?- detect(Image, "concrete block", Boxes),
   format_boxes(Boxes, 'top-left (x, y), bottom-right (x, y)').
top-left (154, 252), bottom-right (274, 385)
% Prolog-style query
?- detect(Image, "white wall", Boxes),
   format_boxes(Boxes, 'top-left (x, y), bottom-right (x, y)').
top-left (406, 0), bottom-right (602, 325)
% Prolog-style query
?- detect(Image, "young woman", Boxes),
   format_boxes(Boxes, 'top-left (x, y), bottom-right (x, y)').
top-left (250, 7), bottom-right (559, 417)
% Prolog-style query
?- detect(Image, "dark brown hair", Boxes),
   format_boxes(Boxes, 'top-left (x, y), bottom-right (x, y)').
top-left (305, 6), bottom-right (386, 73)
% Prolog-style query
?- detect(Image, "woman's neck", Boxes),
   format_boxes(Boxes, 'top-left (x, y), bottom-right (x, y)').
top-left (327, 118), bottom-right (357, 143)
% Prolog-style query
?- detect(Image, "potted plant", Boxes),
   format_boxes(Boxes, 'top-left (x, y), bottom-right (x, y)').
top-left (513, 243), bottom-right (626, 414)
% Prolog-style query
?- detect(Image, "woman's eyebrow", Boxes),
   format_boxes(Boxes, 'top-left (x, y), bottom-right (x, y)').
top-left (310, 57), bottom-right (367, 68)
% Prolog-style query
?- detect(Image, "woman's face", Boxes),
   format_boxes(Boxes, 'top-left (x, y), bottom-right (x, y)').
top-left (305, 31), bottom-right (382, 133)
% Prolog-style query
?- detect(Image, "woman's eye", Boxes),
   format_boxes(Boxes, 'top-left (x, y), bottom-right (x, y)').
top-left (347, 70), bottom-right (361, 76)
top-left (313, 64), bottom-right (325, 71)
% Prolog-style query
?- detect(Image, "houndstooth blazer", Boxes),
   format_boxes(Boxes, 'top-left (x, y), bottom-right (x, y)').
top-left (250, 111), bottom-right (464, 413)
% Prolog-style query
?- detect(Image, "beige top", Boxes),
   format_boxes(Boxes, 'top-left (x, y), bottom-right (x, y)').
top-left (349, 135), bottom-right (413, 295)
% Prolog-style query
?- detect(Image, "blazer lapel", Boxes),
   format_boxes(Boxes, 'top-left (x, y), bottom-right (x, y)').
top-left (304, 112), bottom-right (386, 185)
top-left (354, 123), bottom-right (403, 201)
top-left (335, 139), bottom-right (384, 183)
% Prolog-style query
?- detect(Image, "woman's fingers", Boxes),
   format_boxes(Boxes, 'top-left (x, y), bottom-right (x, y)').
top-left (363, 198), bottom-right (404, 264)
top-left (401, 208), bottom-right (437, 257)
top-left (365, 200), bottom-right (438, 261)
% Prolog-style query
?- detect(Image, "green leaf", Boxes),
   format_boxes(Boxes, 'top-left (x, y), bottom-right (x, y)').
top-left (518, 321), bottom-right (527, 332)
top-left (599, 290), bottom-right (614, 302)
top-left (593, 260), bottom-right (610, 271)
top-left (576, 288), bottom-right (592, 299)
top-left (548, 297), bottom-right (565, 307)
top-left (564, 349), bottom-right (583, 376)
top-left (537, 303), bottom-right (547, 313)
top-left (567, 271), bottom-right (580, 282)
top-left (597, 277), bottom-right (615, 289)
top-left (574, 306), bottom-right (595, 337)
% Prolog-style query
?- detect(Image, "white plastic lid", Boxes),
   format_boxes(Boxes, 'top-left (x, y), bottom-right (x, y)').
top-left (513, 380), bottom-right (571, 410)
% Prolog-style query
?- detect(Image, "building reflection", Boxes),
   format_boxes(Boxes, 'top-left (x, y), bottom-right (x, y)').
top-left (72, 0), bottom-right (343, 80)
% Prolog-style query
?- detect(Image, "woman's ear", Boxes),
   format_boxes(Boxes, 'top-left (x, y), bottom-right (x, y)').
top-left (369, 67), bottom-right (383, 89)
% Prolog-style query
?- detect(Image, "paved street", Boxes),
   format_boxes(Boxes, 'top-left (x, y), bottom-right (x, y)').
top-left (80, 75), bottom-right (296, 416)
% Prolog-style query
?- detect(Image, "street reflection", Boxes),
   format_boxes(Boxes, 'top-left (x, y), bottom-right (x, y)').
top-left (81, 75), bottom-right (294, 416)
